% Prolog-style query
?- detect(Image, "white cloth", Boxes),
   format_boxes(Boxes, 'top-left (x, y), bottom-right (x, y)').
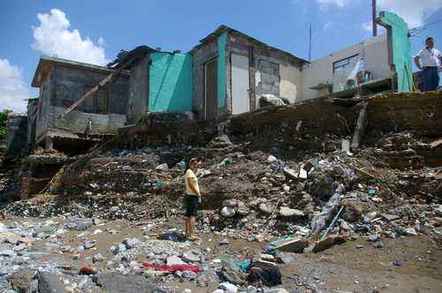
top-left (416, 47), bottom-right (442, 67)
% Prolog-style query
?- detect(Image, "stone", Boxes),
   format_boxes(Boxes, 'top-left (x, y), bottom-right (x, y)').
top-left (110, 245), bottom-right (119, 255)
top-left (38, 272), bottom-right (66, 293)
top-left (312, 235), bottom-right (346, 253)
top-left (93, 253), bottom-right (104, 263)
top-left (223, 199), bottom-right (238, 208)
top-left (267, 155), bottom-right (278, 163)
top-left (434, 205), bottom-right (442, 217)
top-left (179, 271), bottom-right (198, 280)
top-left (221, 207), bottom-right (236, 218)
top-left (273, 237), bottom-right (309, 253)
top-left (236, 207), bottom-right (250, 216)
top-left (0, 250), bottom-right (16, 257)
top-left (282, 184), bottom-right (290, 192)
top-left (219, 282), bottom-right (238, 293)
top-left (283, 167), bottom-right (298, 180)
top-left (123, 238), bottom-right (142, 249)
top-left (219, 238), bottom-right (230, 245)
top-left (368, 234), bottom-right (380, 242)
top-left (83, 240), bottom-right (96, 249)
top-left (65, 218), bottom-right (93, 231)
top-left (279, 207), bottom-right (304, 217)
top-left (96, 273), bottom-right (156, 292)
top-left (167, 255), bottom-right (186, 266)
top-left (155, 163), bottom-right (169, 171)
top-left (404, 227), bottom-right (418, 236)
top-left (259, 203), bottom-right (273, 214)
top-left (182, 251), bottom-right (200, 263)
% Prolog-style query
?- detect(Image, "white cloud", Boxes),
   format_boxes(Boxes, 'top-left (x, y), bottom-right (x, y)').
top-left (378, 0), bottom-right (442, 28)
top-left (362, 21), bottom-right (373, 32)
top-left (0, 58), bottom-right (29, 113)
top-left (32, 9), bottom-right (108, 65)
top-left (317, 0), bottom-right (351, 9)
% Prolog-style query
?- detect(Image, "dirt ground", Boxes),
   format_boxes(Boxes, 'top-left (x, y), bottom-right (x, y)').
top-left (7, 215), bottom-right (441, 293)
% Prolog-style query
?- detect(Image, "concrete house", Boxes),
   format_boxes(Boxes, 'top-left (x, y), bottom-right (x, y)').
top-left (31, 56), bottom-right (130, 151)
top-left (191, 25), bottom-right (308, 120)
top-left (26, 12), bottom-right (411, 153)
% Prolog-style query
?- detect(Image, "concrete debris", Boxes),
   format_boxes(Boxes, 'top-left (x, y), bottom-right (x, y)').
top-left (0, 93), bottom-right (442, 292)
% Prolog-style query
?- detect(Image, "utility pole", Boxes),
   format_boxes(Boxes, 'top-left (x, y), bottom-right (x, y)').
top-left (372, 0), bottom-right (377, 37)
top-left (308, 23), bottom-right (312, 61)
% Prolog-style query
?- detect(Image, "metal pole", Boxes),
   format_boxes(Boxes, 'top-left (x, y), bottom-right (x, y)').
top-left (372, 0), bottom-right (377, 37)
top-left (308, 23), bottom-right (312, 61)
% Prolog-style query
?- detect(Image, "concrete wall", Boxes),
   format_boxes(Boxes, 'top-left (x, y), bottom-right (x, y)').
top-left (228, 33), bottom-right (304, 111)
top-left (149, 52), bottom-right (193, 112)
top-left (192, 39), bottom-right (218, 118)
top-left (127, 56), bottom-right (149, 123)
top-left (34, 63), bottom-right (130, 143)
top-left (301, 34), bottom-right (391, 101)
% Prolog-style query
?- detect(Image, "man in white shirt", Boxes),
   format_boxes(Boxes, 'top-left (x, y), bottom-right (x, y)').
top-left (414, 37), bottom-right (442, 92)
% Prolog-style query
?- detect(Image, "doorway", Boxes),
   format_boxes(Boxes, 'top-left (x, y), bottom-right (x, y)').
top-left (231, 53), bottom-right (250, 114)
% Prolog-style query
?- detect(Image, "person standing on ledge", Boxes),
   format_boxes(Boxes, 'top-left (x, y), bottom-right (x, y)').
top-left (184, 158), bottom-right (202, 240)
top-left (414, 37), bottom-right (442, 92)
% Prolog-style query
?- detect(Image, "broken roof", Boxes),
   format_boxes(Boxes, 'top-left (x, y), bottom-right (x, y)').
top-left (31, 56), bottom-right (130, 88)
top-left (193, 25), bottom-right (309, 65)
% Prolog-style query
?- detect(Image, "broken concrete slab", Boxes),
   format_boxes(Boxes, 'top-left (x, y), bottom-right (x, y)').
top-left (312, 235), bottom-right (346, 253)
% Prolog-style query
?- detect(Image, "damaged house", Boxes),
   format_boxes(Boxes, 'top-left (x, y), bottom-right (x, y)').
top-left (24, 12), bottom-right (412, 153)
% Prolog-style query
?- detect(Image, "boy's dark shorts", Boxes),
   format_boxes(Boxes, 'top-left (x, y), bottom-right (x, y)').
top-left (184, 194), bottom-right (199, 217)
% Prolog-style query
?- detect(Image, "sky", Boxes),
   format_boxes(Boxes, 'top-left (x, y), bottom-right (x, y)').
top-left (0, 0), bottom-right (441, 112)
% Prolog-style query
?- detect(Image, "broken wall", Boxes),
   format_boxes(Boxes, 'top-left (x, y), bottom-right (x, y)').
top-left (35, 63), bottom-right (130, 143)
top-left (302, 34), bottom-right (391, 101)
top-left (192, 39), bottom-right (219, 118)
top-left (149, 52), bottom-right (193, 113)
top-left (127, 56), bottom-right (149, 123)
top-left (5, 114), bottom-right (28, 159)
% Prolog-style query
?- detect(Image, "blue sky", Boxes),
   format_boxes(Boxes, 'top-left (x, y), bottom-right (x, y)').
top-left (1, 0), bottom-right (441, 111)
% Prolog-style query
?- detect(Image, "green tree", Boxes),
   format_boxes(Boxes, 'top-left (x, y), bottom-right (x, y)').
top-left (0, 110), bottom-right (11, 140)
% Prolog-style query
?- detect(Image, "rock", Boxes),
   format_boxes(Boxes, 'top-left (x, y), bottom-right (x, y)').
top-left (155, 163), bottom-right (169, 171)
top-left (7, 270), bottom-right (34, 293)
top-left (283, 167), bottom-right (298, 180)
top-left (312, 235), bottom-right (346, 253)
top-left (209, 135), bottom-right (233, 148)
top-left (65, 218), bottom-right (93, 231)
top-left (38, 272), bottom-right (66, 293)
top-left (236, 207), bottom-right (250, 216)
top-left (13, 243), bottom-right (27, 252)
top-left (342, 201), bottom-right (363, 222)
top-left (368, 234), bottom-right (380, 242)
top-left (96, 273), bottom-right (157, 292)
top-left (272, 237), bottom-right (309, 253)
top-left (434, 205), bottom-right (442, 217)
top-left (167, 255), bottom-right (186, 266)
top-left (93, 253), bottom-right (104, 263)
top-left (279, 207), bottom-right (304, 217)
top-left (223, 199), bottom-right (238, 208)
top-left (219, 282), bottom-right (238, 293)
top-left (260, 254), bottom-right (276, 262)
top-left (221, 207), bottom-right (236, 218)
top-left (0, 250), bottom-right (16, 257)
top-left (182, 251), bottom-right (200, 263)
top-left (267, 155), bottom-right (278, 163)
top-left (282, 184), bottom-right (290, 192)
top-left (219, 238), bottom-right (230, 245)
top-left (118, 243), bottom-right (127, 253)
top-left (83, 240), bottom-right (96, 249)
top-left (110, 245), bottom-right (119, 255)
top-left (259, 203), bottom-right (273, 214)
top-left (123, 238), bottom-right (142, 249)
top-left (404, 227), bottom-right (418, 236)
